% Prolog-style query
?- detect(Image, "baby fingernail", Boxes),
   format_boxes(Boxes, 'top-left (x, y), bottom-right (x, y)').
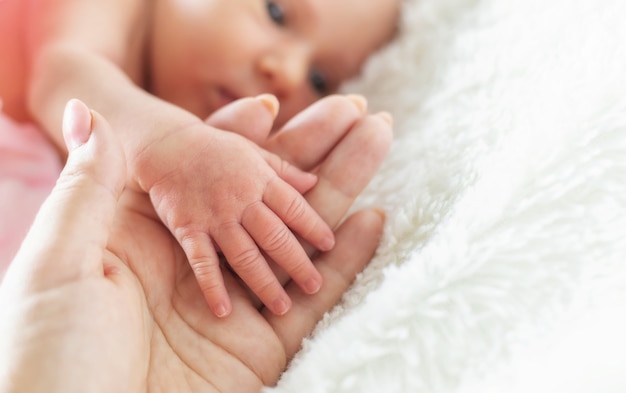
top-left (320, 234), bottom-right (335, 251)
top-left (213, 303), bottom-right (230, 318)
top-left (347, 94), bottom-right (368, 114)
top-left (272, 297), bottom-right (291, 316)
top-left (377, 111), bottom-right (393, 126)
top-left (255, 94), bottom-right (280, 119)
top-left (304, 277), bottom-right (321, 294)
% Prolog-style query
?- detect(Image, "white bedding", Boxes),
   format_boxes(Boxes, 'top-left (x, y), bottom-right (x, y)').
top-left (268, 0), bottom-right (626, 391)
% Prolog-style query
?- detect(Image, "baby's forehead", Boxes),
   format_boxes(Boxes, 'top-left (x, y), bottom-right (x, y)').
top-left (317, 0), bottom-right (400, 33)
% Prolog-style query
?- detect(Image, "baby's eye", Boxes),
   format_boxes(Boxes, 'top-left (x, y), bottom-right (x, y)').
top-left (309, 69), bottom-right (328, 96)
top-left (266, 1), bottom-right (285, 26)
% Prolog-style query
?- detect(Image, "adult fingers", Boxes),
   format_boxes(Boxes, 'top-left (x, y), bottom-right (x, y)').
top-left (304, 112), bottom-right (393, 231)
top-left (254, 107), bottom-right (392, 302)
top-left (264, 209), bottom-right (385, 359)
top-left (263, 94), bottom-right (393, 232)
top-left (6, 99), bottom-right (126, 291)
top-left (204, 94), bottom-right (279, 145)
top-left (264, 95), bottom-right (368, 171)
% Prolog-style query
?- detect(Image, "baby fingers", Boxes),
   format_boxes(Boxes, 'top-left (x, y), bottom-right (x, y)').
top-left (213, 221), bottom-right (293, 316)
top-left (179, 230), bottom-right (232, 318)
top-left (263, 179), bottom-right (336, 253)
top-left (242, 202), bottom-right (324, 296)
top-left (262, 150), bottom-right (319, 195)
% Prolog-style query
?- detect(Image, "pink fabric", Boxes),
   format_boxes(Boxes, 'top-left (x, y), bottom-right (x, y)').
top-left (0, 109), bottom-right (62, 277)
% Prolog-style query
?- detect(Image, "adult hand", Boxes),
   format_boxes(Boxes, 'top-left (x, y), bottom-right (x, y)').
top-left (0, 96), bottom-right (391, 393)
top-left (0, 99), bottom-right (141, 393)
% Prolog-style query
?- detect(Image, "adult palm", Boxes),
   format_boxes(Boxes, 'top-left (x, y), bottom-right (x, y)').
top-left (109, 189), bottom-right (383, 392)
top-left (113, 95), bottom-right (391, 391)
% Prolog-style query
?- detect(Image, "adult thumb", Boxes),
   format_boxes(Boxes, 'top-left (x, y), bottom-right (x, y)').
top-left (205, 94), bottom-right (279, 144)
top-left (4, 99), bottom-right (126, 291)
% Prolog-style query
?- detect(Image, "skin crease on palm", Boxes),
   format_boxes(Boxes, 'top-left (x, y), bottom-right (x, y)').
top-left (0, 95), bottom-right (392, 392)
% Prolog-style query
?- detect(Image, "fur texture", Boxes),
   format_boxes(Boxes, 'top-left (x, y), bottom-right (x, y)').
top-left (267, 0), bottom-right (626, 391)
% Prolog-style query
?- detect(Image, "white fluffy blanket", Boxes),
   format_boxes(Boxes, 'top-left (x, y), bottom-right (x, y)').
top-left (268, 0), bottom-right (626, 391)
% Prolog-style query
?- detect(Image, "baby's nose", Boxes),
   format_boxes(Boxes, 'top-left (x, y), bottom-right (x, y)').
top-left (257, 41), bottom-right (311, 97)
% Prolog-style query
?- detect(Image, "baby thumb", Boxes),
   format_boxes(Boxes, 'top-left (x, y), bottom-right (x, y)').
top-left (5, 99), bottom-right (126, 290)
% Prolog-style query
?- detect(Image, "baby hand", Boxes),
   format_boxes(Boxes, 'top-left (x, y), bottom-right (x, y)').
top-left (208, 94), bottom-right (393, 297)
top-left (136, 103), bottom-right (334, 318)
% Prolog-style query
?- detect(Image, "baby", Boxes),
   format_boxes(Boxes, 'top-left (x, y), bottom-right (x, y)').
top-left (0, 0), bottom-right (400, 317)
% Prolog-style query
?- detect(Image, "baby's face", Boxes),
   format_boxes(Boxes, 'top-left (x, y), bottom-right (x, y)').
top-left (148, 0), bottom-right (399, 126)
